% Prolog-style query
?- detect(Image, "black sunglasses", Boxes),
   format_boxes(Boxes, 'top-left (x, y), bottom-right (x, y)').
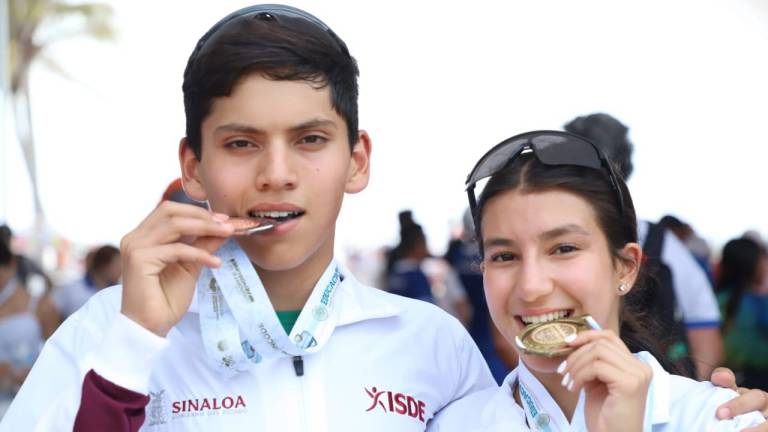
top-left (187, 4), bottom-right (351, 70)
top-left (465, 130), bottom-right (626, 230)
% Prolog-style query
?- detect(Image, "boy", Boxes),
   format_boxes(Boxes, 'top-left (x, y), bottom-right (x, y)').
top-left (0, 5), bottom-right (494, 431)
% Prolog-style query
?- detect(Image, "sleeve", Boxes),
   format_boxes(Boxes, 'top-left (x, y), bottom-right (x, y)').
top-left (661, 231), bottom-right (720, 327)
top-left (73, 370), bottom-right (149, 432)
top-left (445, 316), bottom-right (496, 405)
top-left (0, 288), bottom-right (168, 432)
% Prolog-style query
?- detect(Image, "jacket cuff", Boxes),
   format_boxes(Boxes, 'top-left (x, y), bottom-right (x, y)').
top-left (85, 313), bottom-right (170, 394)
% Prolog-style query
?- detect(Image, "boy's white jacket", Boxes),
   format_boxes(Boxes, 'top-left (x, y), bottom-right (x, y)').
top-left (0, 267), bottom-right (495, 431)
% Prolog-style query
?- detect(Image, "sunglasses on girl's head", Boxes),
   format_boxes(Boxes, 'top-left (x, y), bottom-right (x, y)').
top-left (464, 130), bottom-right (626, 229)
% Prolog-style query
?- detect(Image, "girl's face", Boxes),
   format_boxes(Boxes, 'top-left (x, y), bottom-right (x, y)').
top-left (480, 188), bottom-right (641, 373)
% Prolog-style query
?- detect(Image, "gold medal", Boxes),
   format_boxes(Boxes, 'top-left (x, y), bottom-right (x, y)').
top-left (515, 315), bottom-right (598, 357)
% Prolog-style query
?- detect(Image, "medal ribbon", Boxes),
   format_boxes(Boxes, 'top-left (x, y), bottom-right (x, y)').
top-left (517, 360), bottom-right (570, 432)
top-left (197, 238), bottom-right (343, 376)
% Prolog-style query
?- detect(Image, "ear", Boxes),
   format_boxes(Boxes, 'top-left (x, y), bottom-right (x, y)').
top-left (179, 138), bottom-right (207, 202)
top-left (345, 130), bottom-right (372, 194)
top-left (616, 242), bottom-right (643, 295)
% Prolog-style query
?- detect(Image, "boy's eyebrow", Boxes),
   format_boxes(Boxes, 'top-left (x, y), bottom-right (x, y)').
top-left (289, 118), bottom-right (338, 132)
top-left (213, 119), bottom-right (337, 136)
top-left (214, 123), bottom-right (265, 135)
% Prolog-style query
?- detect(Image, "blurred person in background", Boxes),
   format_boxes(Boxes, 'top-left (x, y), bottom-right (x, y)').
top-left (385, 210), bottom-right (472, 325)
top-left (0, 238), bottom-right (57, 416)
top-left (659, 214), bottom-right (714, 284)
top-left (564, 112), bottom-right (723, 379)
top-left (716, 237), bottom-right (768, 391)
top-left (51, 245), bottom-right (121, 320)
top-left (0, 225), bottom-right (53, 295)
top-left (445, 209), bottom-right (511, 383)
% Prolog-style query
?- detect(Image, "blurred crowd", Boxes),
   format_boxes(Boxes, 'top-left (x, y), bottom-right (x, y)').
top-left (1, 113), bottom-right (766, 420)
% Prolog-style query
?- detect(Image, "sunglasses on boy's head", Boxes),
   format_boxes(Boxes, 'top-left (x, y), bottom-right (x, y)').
top-left (187, 4), bottom-right (351, 69)
top-left (465, 130), bottom-right (627, 230)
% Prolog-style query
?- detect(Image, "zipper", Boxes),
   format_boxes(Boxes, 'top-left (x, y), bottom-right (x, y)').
top-left (294, 355), bottom-right (309, 432)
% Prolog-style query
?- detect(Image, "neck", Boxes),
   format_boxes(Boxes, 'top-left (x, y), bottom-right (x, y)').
top-left (89, 273), bottom-right (108, 289)
top-left (520, 365), bottom-right (581, 422)
top-left (256, 254), bottom-right (333, 312)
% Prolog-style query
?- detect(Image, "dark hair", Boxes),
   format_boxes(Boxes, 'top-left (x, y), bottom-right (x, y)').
top-left (183, 6), bottom-right (360, 160)
top-left (0, 224), bottom-right (11, 247)
top-left (658, 215), bottom-right (685, 230)
top-left (385, 211), bottom-right (427, 274)
top-left (0, 238), bottom-right (12, 266)
top-left (476, 153), bottom-right (679, 372)
top-left (90, 245), bottom-right (120, 274)
top-left (564, 113), bottom-right (634, 180)
top-left (717, 237), bottom-right (764, 330)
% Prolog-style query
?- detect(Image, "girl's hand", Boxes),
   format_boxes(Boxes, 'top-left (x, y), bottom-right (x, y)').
top-left (557, 329), bottom-right (652, 432)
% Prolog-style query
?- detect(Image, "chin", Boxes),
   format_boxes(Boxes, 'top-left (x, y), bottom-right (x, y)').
top-left (521, 352), bottom-right (565, 373)
top-left (240, 242), bottom-right (313, 272)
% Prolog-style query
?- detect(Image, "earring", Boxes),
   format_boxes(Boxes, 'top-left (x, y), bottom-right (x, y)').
top-left (617, 283), bottom-right (627, 293)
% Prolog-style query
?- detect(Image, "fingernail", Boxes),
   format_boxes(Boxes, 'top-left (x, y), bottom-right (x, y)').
top-left (717, 407), bottom-right (731, 419)
top-left (561, 372), bottom-right (570, 386)
top-left (557, 360), bottom-right (567, 374)
top-left (564, 333), bottom-right (577, 343)
top-left (212, 257), bottom-right (222, 267)
top-left (567, 380), bottom-right (574, 391)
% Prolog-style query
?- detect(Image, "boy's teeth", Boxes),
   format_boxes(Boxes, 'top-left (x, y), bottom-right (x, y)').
top-left (521, 310), bottom-right (569, 325)
top-left (251, 211), bottom-right (298, 218)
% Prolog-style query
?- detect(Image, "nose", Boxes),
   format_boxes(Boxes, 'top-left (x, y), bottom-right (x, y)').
top-left (255, 144), bottom-right (298, 191)
top-left (515, 256), bottom-right (554, 303)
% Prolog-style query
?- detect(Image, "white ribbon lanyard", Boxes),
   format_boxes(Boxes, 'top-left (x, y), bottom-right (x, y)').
top-left (516, 355), bottom-right (655, 432)
top-left (517, 360), bottom-right (573, 432)
top-left (197, 238), bottom-right (343, 376)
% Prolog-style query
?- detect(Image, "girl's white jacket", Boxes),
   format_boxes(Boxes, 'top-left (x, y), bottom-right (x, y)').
top-left (430, 351), bottom-right (765, 431)
top-left (0, 267), bottom-right (495, 431)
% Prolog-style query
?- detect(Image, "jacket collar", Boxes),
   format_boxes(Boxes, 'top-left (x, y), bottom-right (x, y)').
top-left (187, 260), bottom-right (403, 326)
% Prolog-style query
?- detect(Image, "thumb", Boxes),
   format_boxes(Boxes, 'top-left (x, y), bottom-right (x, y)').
top-left (711, 367), bottom-right (738, 391)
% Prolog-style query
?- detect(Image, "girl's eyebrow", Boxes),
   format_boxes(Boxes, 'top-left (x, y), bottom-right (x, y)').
top-left (539, 224), bottom-right (590, 241)
top-left (484, 224), bottom-right (590, 248)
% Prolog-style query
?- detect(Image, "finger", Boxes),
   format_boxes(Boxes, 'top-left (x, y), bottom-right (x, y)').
top-left (559, 332), bottom-right (631, 379)
top-left (717, 388), bottom-right (768, 420)
top-left (565, 329), bottom-right (631, 355)
top-left (138, 215), bottom-right (235, 249)
top-left (141, 242), bottom-right (223, 275)
top-left (191, 235), bottom-right (230, 257)
top-left (138, 201), bottom-right (216, 230)
top-left (568, 358), bottom-right (648, 395)
top-left (711, 367), bottom-right (738, 391)
top-left (561, 340), bottom-right (643, 392)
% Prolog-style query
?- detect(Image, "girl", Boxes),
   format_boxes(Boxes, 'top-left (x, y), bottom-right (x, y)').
top-left (716, 237), bottom-right (768, 391)
top-left (430, 130), bottom-right (765, 431)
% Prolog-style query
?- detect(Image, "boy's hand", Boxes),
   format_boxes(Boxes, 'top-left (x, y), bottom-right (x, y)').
top-left (120, 201), bottom-right (234, 336)
top-left (711, 367), bottom-right (768, 431)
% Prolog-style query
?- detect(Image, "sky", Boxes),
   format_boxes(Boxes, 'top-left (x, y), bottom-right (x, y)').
top-left (1, 0), bottom-right (768, 263)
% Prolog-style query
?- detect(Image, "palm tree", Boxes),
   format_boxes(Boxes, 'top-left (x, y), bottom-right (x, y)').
top-left (6, 0), bottom-right (113, 227)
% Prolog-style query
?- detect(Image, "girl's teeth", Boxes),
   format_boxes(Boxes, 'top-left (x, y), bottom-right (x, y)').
top-left (522, 310), bottom-right (568, 324)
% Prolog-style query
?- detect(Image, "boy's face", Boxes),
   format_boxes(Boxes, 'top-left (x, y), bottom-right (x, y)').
top-left (181, 73), bottom-right (370, 273)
